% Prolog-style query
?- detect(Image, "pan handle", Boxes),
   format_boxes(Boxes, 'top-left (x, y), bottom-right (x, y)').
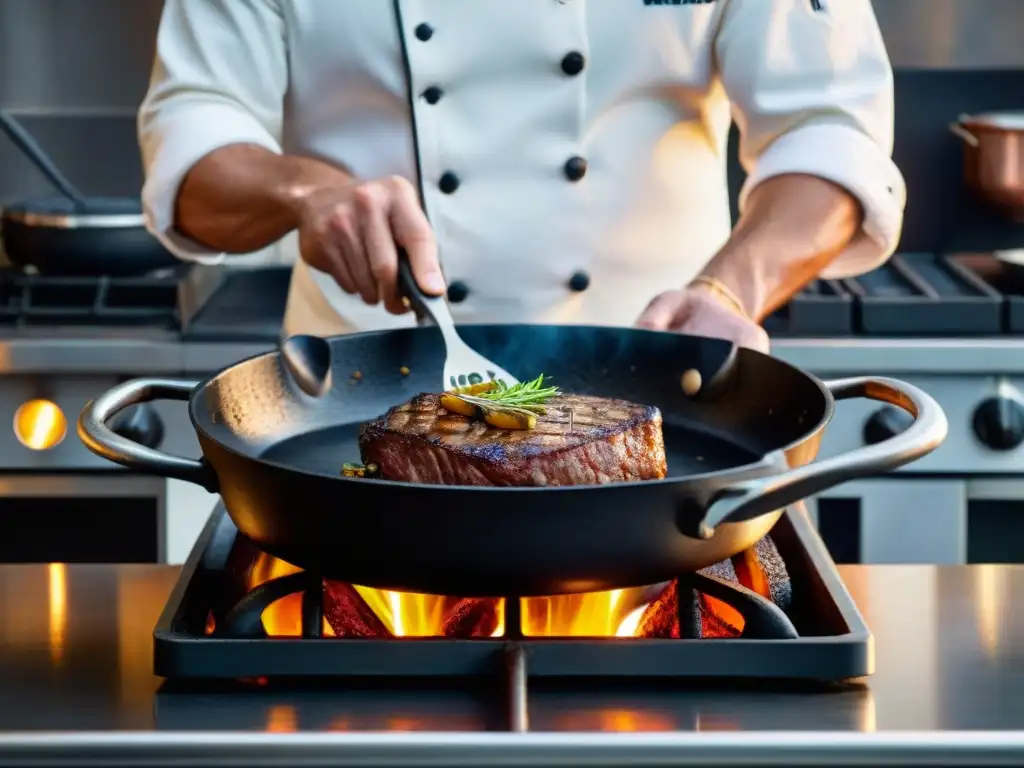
top-left (949, 118), bottom-right (980, 148)
top-left (692, 377), bottom-right (947, 539)
top-left (77, 378), bottom-right (219, 492)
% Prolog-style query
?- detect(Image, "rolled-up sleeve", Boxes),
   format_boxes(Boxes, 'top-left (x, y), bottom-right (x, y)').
top-left (715, 0), bottom-right (905, 278)
top-left (138, 0), bottom-right (287, 263)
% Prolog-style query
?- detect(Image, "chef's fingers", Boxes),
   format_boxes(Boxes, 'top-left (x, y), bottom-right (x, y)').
top-left (635, 290), bottom-right (685, 330)
top-left (327, 204), bottom-right (378, 304)
top-left (387, 176), bottom-right (444, 295)
top-left (355, 184), bottom-right (405, 314)
top-left (321, 241), bottom-right (358, 296)
top-left (299, 229), bottom-right (357, 295)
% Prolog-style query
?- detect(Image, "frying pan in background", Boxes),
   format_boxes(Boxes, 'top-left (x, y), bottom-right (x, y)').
top-left (950, 111), bottom-right (1024, 223)
top-left (78, 323), bottom-right (947, 598)
top-left (0, 112), bottom-right (178, 276)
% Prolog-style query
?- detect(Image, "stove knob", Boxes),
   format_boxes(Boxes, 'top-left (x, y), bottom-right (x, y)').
top-left (863, 405), bottom-right (914, 445)
top-left (972, 397), bottom-right (1024, 451)
top-left (108, 403), bottom-right (165, 450)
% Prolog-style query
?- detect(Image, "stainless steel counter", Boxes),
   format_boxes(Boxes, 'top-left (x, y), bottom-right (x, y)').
top-left (0, 563), bottom-right (1022, 765)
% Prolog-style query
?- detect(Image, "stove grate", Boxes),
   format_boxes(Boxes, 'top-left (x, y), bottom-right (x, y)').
top-left (0, 273), bottom-right (180, 328)
top-left (210, 542), bottom-right (799, 643)
top-left (155, 505), bottom-right (871, 693)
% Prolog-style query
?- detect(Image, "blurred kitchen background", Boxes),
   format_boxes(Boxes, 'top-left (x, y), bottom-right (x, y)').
top-left (2, 0), bottom-right (1024, 567)
top-left (0, 0), bottom-right (287, 266)
top-left (5, 0), bottom-right (1024, 257)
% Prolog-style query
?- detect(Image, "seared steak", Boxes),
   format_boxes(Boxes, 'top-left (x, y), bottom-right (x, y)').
top-left (358, 393), bottom-right (667, 486)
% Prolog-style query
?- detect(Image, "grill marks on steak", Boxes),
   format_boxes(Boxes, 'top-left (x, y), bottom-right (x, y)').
top-left (358, 393), bottom-right (667, 486)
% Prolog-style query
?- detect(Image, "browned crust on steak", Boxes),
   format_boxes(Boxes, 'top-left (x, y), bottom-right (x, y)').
top-left (358, 392), bottom-right (667, 486)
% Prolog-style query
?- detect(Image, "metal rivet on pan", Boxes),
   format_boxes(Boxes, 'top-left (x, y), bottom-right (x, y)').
top-left (681, 369), bottom-right (702, 397)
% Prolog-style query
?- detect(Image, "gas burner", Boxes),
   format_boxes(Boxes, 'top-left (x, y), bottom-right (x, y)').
top-left (210, 533), bottom-right (798, 642)
top-left (156, 504), bottom-right (871, 728)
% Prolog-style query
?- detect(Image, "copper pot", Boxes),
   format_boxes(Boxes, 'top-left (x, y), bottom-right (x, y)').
top-left (950, 112), bottom-right (1024, 221)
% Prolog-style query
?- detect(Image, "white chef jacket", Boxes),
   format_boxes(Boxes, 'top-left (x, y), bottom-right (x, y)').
top-left (139, 0), bottom-right (905, 338)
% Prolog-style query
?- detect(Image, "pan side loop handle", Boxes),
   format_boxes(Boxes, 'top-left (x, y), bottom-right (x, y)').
top-left (694, 377), bottom-right (947, 540)
top-left (78, 378), bottom-right (219, 492)
top-left (949, 121), bottom-right (980, 148)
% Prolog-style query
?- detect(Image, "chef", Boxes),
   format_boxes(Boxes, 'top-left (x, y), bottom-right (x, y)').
top-left (139, 0), bottom-right (904, 351)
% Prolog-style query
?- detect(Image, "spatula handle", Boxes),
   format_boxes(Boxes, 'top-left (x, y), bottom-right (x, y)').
top-left (397, 247), bottom-right (453, 329)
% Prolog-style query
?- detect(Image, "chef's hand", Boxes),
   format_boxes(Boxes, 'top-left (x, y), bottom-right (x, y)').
top-left (296, 175), bottom-right (445, 314)
top-left (635, 282), bottom-right (770, 353)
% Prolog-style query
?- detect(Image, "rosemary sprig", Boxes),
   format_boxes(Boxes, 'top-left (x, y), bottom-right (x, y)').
top-left (456, 374), bottom-right (560, 415)
top-left (440, 374), bottom-right (561, 429)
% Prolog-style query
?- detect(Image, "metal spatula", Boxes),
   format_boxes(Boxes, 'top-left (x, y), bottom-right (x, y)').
top-left (397, 249), bottom-right (520, 390)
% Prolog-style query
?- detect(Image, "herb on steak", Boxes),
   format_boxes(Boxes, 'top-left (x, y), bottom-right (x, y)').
top-left (441, 374), bottom-right (561, 430)
top-left (466, 374), bottom-right (560, 410)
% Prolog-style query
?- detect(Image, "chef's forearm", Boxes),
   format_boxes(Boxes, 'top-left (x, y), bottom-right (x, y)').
top-left (174, 144), bottom-right (352, 254)
top-left (699, 174), bottom-right (863, 322)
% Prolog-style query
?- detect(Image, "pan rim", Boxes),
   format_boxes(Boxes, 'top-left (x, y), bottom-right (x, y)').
top-left (187, 324), bottom-right (835, 492)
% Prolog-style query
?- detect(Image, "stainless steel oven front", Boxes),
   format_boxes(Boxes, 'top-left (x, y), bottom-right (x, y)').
top-left (801, 372), bottom-right (1024, 565)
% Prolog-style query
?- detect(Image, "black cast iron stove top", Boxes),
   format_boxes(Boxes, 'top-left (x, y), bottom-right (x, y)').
top-left (0, 265), bottom-right (291, 340)
top-left (156, 504), bottom-right (871, 731)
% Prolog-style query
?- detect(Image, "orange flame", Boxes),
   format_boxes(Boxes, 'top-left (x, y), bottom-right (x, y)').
top-left (248, 554), bottom-right (655, 637)
top-left (244, 550), bottom-right (761, 639)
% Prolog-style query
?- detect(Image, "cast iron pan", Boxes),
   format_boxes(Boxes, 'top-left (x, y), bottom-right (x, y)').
top-left (0, 112), bottom-right (177, 276)
top-left (78, 321), bottom-right (947, 597)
